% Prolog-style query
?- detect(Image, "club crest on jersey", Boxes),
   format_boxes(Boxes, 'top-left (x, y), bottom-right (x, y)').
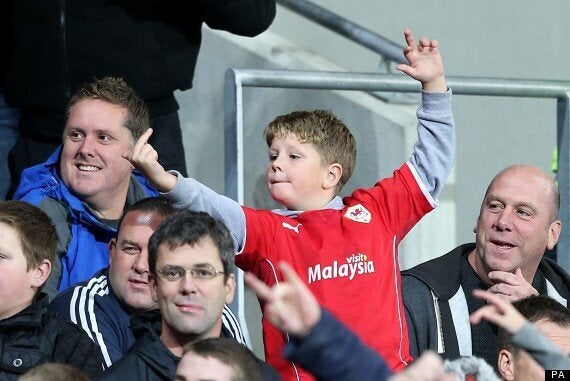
top-left (344, 204), bottom-right (371, 223)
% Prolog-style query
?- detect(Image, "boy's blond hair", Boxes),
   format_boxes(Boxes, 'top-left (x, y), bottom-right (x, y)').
top-left (264, 110), bottom-right (356, 192)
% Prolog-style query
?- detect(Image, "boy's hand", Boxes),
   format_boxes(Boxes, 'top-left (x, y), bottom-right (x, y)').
top-left (396, 29), bottom-right (447, 93)
top-left (244, 261), bottom-right (321, 339)
top-left (123, 128), bottom-right (177, 192)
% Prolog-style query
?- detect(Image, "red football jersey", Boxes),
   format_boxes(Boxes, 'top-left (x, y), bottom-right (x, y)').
top-left (236, 163), bottom-right (434, 381)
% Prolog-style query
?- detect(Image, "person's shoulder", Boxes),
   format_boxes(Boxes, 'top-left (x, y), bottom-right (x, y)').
top-left (539, 256), bottom-right (570, 298)
top-left (49, 271), bottom-right (112, 314)
top-left (402, 243), bottom-right (473, 299)
top-left (96, 333), bottom-right (170, 380)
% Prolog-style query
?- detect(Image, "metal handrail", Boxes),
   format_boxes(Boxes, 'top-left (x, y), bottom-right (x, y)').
top-left (277, 0), bottom-right (405, 64)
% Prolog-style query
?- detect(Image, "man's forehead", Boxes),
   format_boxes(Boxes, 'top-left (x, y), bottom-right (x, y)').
top-left (484, 172), bottom-right (553, 207)
top-left (157, 238), bottom-right (221, 262)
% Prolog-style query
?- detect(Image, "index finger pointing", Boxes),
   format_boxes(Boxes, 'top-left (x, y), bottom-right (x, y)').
top-left (135, 128), bottom-right (154, 149)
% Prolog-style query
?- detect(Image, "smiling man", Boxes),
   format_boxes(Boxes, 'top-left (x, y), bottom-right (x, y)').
top-left (13, 77), bottom-right (158, 296)
top-left (402, 164), bottom-right (570, 369)
top-left (96, 211), bottom-right (274, 381)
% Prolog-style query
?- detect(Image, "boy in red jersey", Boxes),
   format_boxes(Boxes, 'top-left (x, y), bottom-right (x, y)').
top-left (128, 29), bottom-right (454, 381)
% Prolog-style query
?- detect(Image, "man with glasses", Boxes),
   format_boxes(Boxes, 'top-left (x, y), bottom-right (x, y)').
top-left (50, 198), bottom-right (244, 369)
top-left (97, 210), bottom-right (276, 380)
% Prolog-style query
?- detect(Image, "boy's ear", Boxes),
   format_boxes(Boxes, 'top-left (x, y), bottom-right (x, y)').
top-left (31, 259), bottom-right (52, 289)
top-left (323, 163), bottom-right (342, 190)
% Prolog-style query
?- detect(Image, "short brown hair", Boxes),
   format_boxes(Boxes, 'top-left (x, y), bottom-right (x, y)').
top-left (180, 338), bottom-right (263, 381)
top-left (66, 76), bottom-right (149, 143)
top-left (0, 201), bottom-right (57, 270)
top-left (264, 110), bottom-right (357, 192)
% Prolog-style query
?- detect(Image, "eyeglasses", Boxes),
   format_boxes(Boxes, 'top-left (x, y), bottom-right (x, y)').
top-left (155, 264), bottom-right (225, 282)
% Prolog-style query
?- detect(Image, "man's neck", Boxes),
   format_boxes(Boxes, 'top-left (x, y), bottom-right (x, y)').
top-left (160, 324), bottom-right (222, 358)
top-left (84, 188), bottom-right (129, 220)
top-left (467, 249), bottom-right (494, 286)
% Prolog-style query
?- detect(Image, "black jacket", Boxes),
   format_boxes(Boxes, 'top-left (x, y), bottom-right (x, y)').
top-left (401, 243), bottom-right (570, 360)
top-left (0, 293), bottom-right (105, 380)
top-left (95, 329), bottom-right (176, 381)
top-left (5, 0), bottom-right (276, 141)
top-left (98, 313), bottom-right (280, 381)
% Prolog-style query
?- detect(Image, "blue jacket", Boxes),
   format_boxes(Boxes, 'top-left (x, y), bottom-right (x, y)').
top-left (14, 146), bottom-right (157, 295)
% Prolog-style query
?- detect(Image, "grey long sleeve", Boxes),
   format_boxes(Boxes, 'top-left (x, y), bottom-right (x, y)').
top-left (512, 322), bottom-right (570, 370)
top-left (409, 89), bottom-right (455, 202)
top-left (163, 174), bottom-right (246, 251)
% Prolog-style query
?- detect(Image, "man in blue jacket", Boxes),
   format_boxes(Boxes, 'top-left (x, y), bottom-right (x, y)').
top-left (14, 77), bottom-right (157, 296)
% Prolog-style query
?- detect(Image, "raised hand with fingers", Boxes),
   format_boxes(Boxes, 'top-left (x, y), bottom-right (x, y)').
top-left (396, 29), bottom-right (447, 93)
top-left (244, 261), bottom-right (321, 338)
top-left (123, 128), bottom-right (177, 192)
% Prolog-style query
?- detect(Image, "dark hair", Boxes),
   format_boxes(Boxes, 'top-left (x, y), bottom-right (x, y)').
top-left (180, 338), bottom-right (263, 381)
top-left (0, 201), bottom-right (57, 270)
top-left (66, 76), bottom-right (149, 142)
top-left (148, 211), bottom-right (235, 281)
top-left (498, 295), bottom-right (570, 356)
top-left (117, 197), bottom-right (175, 236)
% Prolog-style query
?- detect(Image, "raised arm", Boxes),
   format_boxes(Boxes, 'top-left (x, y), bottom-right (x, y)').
top-left (125, 129), bottom-right (246, 250)
top-left (397, 29), bottom-right (455, 201)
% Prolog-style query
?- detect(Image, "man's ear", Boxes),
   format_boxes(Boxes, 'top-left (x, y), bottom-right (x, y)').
top-left (108, 238), bottom-right (117, 265)
top-left (149, 273), bottom-right (158, 302)
top-left (547, 220), bottom-right (562, 250)
top-left (225, 273), bottom-right (236, 305)
top-left (498, 349), bottom-right (515, 381)
top-left (31, 259), bottom-right (52, 289)
top-left (323, 163), bottom-right (342, 191)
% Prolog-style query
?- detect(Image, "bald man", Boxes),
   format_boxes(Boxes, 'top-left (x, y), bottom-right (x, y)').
top-left (402, 165), bottom-right (570, 368)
